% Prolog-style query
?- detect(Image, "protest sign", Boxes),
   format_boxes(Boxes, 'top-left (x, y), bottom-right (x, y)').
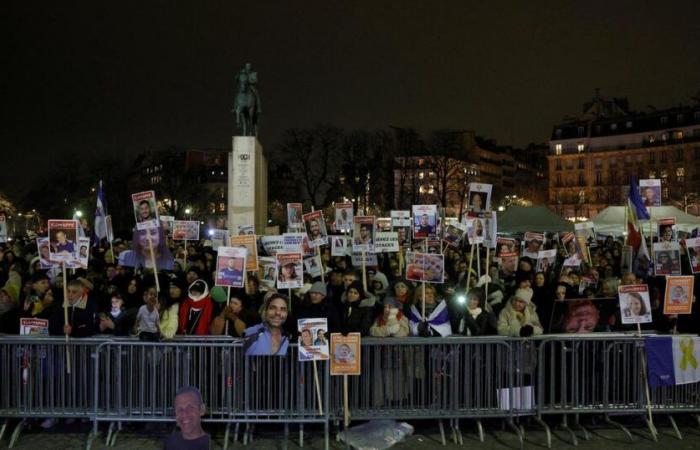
top-left (658, 217), bottom-right (676, 242)
top-left (330, 333), bottom-right (361, 375)
top-left (351, 251), bottom-right (378, 267)
top-left (76, 237), bottom-right (90, 268)
top-left (640, 179), bottom-right (662, 207)
top-left (304, 255), bottom-right (323, 278)
top-left (276, 252), bottom-right (303, 289)
top-left (105, 215), bottom-right (114, 242)
top-left (19, 318), bottom-right (49, 336)
top-left (298, 318), bottom-right (329, 361)
top-left (560, 232), bottom-right (576, 256)
top-left (664, 276), bottom-right (694, 315)
top-left (282, 232), bottom-right (313, 256)
top-left (686, 237), bottom-right (700, 273)
top-left (352, 216), bottom-right (376, 253)
top-left (523, 232), bottom-right (545, 259)
top-left (37, 237), bottom-right (57, 269)
top-left (209, 229), bottom-right (228, 249)
top-left (236, 224), bottom-right (255, 235)
top-left (467, 183), bottom-right (492, 213)
top-left (261, 235), bottom-right (284, 256)
top-left (230, 234), bottom-right (258, 272)
top-left (394, 225), bottom-right (411, 248)
top-left (574, 221), bottom-right (597, 247)
top-left (480, 211), bottom-right (497, 249)
top-left (215, 246), bottom-right (247, 288)
top-left (536, 249), bottom-right (557, 273)
top-left (132, 191), bottom-right (159, 230)
top-left (575, 236), bottom-right (590, 264)
top-left (442, 224), bottom-right (465, 248)
top-left (48, 220), bottom-right (78, 263)
top-left (578, 275), bottom-right (597, 295)
top-left (334, 202), bottom-right (353, 232)
top-left (259, 257), bottom-right (277, 288)
top-left (496, 237), bottom-right (519, 257)
top-left (172, 220), bottom-right (200, 241)
top-left (390, 210), bottom-right (411, 227)
top-left (331, 235), bottom-right (350, 256)
top-left (465, 218), bottom-right (485, 245)
top-left (412, 205), bottom-right (438, 239)
top-left (0, 212), bottom-right (7, 243)
top-left (374, 232), bottom-right (399, 253)
top-left (303, 211), bottom-right (328, 248)
top-left (287, 203), bottom-right (304, 232)
top-left (160, 215), bottom-right (174, 236)
top-left (621, 245), bottom-right (634, 274)
top-left (406, 252), bottom-right (445, 283)
top-left (653, 241), bottom-right (681, 276)
top-left (619, 284), bottom-right (652, 325)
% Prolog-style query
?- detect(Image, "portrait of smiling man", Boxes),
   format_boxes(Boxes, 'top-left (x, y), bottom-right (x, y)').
top-left (165, 386), bottom-right (209, 450)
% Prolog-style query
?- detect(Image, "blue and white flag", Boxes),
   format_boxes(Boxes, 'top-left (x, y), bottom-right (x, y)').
top-left (94, 180), bottom-right (108, 244)
top-left (646, 336), bottom-right (700, 387)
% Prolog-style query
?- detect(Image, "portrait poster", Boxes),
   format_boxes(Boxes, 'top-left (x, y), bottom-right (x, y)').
top-left (685, 237), bottom-right (700, 273)
top-left (443, 224), bottom-right (465, 248)
top-left (351, 251), bottom-right (378, 267)
top-left (160, 215), bottom-right (175, 236)
top-left (303, 254), bottom-right (323, 278)
top-left (618, 284), bottom-right (652, 325)
top-left (303, 210), bottom-right (328, 248)
top-left (76, 237), bottom-right (90, 269)
top-left (393, 225), bottom-right (411, 248)
top-left (578, 275), bottom-right (597, 295)
top-left (639, 179), bottom-right (662, 207)
top-left (653, 241), bottom-right (681, 276)
top-left (574, 221), bottom-right (597, 248)
top-left (374, 232), bottom-right (399, 253)
top-left (620, 245), bottom-right (634, 274)
top-left (287, 203), bottom-right (304, 232)
top-left (19, 318), bottom-right (49, 336)
top-left (334, 202), bottom-right (354, 232)
top-left (236, 224), bottom-right (255, 235)
top-left (523, 232), bottom-right (545, 259)
top-left (664, 276), bottom-right (694, 315)
top-left (560, 232), bottom-right (576, 257)
top-left (282, 232), bottom-right (314, 257)
top-left (0, 212), bottom-right (7, 243)
top-left (37, 237), bottom-right (57, 269)
top-left (172, 220), bottom-right (200, 241)
top-left (496, 237), bottom-right (519, 258)
top-left (259, 256), bottom-right (277, 288)
top-left (331, 235), bottom-right (350, 257)
top-left (480, 211), bottom-right (497, 249)
top-left (467, 183), bottom-right (492, 213)
top-left (215, 246), bottom-right (247, 288)
top-left (575, 235), bottom-right (590, 264)
top-left (536, 249), bottom-right (557, 273)
top-left (549, 298), bottom-right (619, 334)
top-left (390, 210), bottom-right (411, 228)
top-left (210, 229), bottom-right (228, 250)
top-left (230, 234), bottom-right (258, 272)
top-left (405, 252), bottom-right (445, 283)
top-left (260, 235), bottom-right (284, 256)
top-left (330, 333), bottom-right (361, 376)
top-left (352, 216), bottom-right (376, 253)
top-left (276, 252), bottom-right (303, 289)
top-left (47, 219), bottom-right (78, 263)
top-left (412, 205), bottom-right (438, 239)
top-left (122, 227), bottom-right (174, 271)
top-left (298, 318), bottom-right (329, 361)
top-left (132, 191), bottom-right (159, 230)
top-left (657, 217), bottom-right (676, 243)
top-left (465, 217), bottom-right (485, 245)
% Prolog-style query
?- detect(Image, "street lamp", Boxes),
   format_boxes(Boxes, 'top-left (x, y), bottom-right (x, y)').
top-left (184, 207), bottom-right (192, 220)
top-left (75, 210), bottom-right (83, 218)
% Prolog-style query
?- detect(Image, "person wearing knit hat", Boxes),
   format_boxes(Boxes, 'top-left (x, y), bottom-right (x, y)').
top-left (496, 287), bottom-right (543, 337)
top-left (178, 280), bottom-right (214, 335)
top-left (243, 292), bottom-right (290, 356)
top-left (369, 296), bottom-right (409, 337)
top-left (338, 280), bottom-right (376, 336)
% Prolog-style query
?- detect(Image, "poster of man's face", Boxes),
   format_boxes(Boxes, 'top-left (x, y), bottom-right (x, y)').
top-left (48, 220), bottom-right (78, 263)
top-left (303, 211), bottom-right (327, 248)
top-left (132, 191), bottom-right (159, 230)
top-left (639, 179), bottom-right (661, 207)
top-left (412, 205), bottom-right (437, 239)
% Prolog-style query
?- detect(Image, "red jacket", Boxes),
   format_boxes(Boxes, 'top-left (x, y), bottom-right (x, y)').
top-left (178, 296), bottom-right (213, 335)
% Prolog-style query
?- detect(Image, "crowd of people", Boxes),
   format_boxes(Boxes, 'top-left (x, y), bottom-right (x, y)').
top-left (1, 226), bottom-right (698, 347)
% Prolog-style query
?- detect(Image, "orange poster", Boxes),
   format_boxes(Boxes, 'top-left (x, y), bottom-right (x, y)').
top-left (664, 276), bottom-right (694, 315)
top-left (330, 333), bottom-right (361, 376)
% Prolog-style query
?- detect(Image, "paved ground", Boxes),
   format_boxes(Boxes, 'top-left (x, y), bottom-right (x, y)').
top-left (5, 417), bottom-right (700, 449)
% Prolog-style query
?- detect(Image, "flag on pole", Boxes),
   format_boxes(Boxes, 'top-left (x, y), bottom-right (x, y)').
top-left (626, 177), bottom-right (649, 251)
top-left (93, 180), bottom-right (108, 245)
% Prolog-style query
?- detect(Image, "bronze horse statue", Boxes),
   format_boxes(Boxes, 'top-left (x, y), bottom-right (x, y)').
top-left (232, 63), bottom-right (261, 137)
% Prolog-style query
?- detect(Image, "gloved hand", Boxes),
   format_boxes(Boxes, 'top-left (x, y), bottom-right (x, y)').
top-left (520, 324), bottom-right (534, 337)
top-left (417, 321), bottom-right (431, 337)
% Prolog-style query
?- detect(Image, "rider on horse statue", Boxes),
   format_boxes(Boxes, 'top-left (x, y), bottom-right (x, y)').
top-left (233, 62), bottom-right (261, 137)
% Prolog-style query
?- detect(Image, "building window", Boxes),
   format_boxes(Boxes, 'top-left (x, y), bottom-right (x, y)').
top-left (610, 170), bottom-right (617, 184)
top-left (595, 172), bottom-right (602, 184)
top-left (578, 174), bottom-right (585, 185)
top-left (577, 126), bottom-right (585, 137)
top-left (661, 116), bottom-right (668, 125)
top-left (695, 111), bottom-right (700, 121)
top-left (596, 190), bottom-right (602, 201)
top-left (556, 159), bottom-right (562, 170)
top-left (594, 158), bottom-right (602, 168)
top-left (578, 158), bottom-right (584, 169)
top-left (676, 147), bottom-right (683, 161)
top-left (635, 154), bottom-right (643, 164)
top-left (660, 169), bottom-right (668, 183)
top-left (649, 152), bottom-right (656, 163)
top-left (673, 131), bottom-right (683, 140)
top-left (555, 129), bottom-right (562, 138)
top-left (556, 174), bottom-right (562, 187)
top-left (648, 135), bottom-right (656, 144)
top-left (594, 124), bottom-right (601, 134)
top-left (624, 155), bottom-right (632, 164)
top-left (610, 123), bottom-right (618, 131)
top-left (555, 144), bottom-right (562, 155)
top-left (663, 187), bottom-right (669, 200)
top-left (661, 132), bottom-right (669, 141)
top-left (677, 114), bottom-right (684, 123)
top-left (661, 152), bottom-right (668, 163)
top-left (626, 121), bottom-right (633, 128)
top-left (649, 170), bottom-right (656, 179)
top-left (609, 157), bottom-right (617, 167)
top-left (577, 143), bottom-right (585, 152)
top-left (219, 202), bottom-right (226, 212)
top-left (695, 147), bottom-right (700, 160)
top-left (677, 167), bottom-right (685, 183)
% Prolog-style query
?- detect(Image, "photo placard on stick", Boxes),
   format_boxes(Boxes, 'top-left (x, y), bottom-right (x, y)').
top-left (465, 218), bottom-right (485, 245)
top-left (37, 237), bottom-right (57, 269)
top-left (639, 179), bottom-right (662, 207)
top-left (282, 232), bottom-right (314, 257)
top-left (653, 241), bottom-right (681, 276)
top-left (303, 210), bottom-right (328, 248)
top-left (536, 249), bottom-right (557, 273)
top-left (230, 234), bottom-right (258, 272)
top-left (132, 191), bottom-right (159, 230)
top-left (352, 216), bottom-right (376, 253)
top-left (334, 202), bottom-right (354, 232)
top-left (210, 229), bottom-right (228, 249)
top-left (480, 211), bottom-right (497, 249)
top-left (618, 284), bottom-right (653, 325)
top-left (331, 235), bottom-right (351, 256)
top-left (523, 232), bottom-right (545, 259)
top-left (467, 183), bottom-right (492, 213)
top-left (406, 252), bottom-right (445, 283)
top-left (330, 333), bottom-right (361, 375)
top-left (351, 251), bottom-right (378, 266)
top-left (215, 246), bottom-right (247, 288)
top-left (19, 318), bottom-right (49, 336)
top-left (658, 217), bottom-right (676, 242)
top-left (261, 235), bottom-right (284, 256)
top-left (48, 220), bottom-right (78, 263)
top-left (685, 237), bottom-right (700, 273)
top-left (75, 237), bottom-right (90, 269)
top-left (298, 318), bottom-right (330, 361)
top-left (391, 210), bottom-right (411, 228)
top-left (574, 221), bottom-right (597, 248)
top-left (172, 220), bottom-right (200, 241)
top-left (412, 205), bottom-right (438, 239)
top-left (496, 237), bottom-right (519, 258)
top-left (374, 232), bottom-right (399, 253)
top-left (303, 255), bottom-right (323, 278)
top-left (664, 276), bottom-right (694, 315)
top-left (236, 224), bottom-right (255, 235)
top-left (276, 252), bottom-right (303, 289)
top-left (160, 215), bottom-right (175, 236)
top-left (287, 203), bottom-right (304, 232)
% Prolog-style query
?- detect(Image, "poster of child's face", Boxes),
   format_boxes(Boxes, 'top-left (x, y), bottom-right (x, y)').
top-left (658, 224), bottom-right (675, 242)
top-left (619, 286), bottom-right (652, 324)
top-left (549, 299), bottom-right (619, 334)
top-left (298, 318), bottom-right (329, 361)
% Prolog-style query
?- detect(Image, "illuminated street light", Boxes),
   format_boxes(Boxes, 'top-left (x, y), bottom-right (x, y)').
top-left (75, 210), bottom-right (83, 218)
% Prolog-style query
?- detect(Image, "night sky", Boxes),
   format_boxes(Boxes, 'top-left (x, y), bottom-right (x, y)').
top-left (3, 1), bottom-right (699, 197)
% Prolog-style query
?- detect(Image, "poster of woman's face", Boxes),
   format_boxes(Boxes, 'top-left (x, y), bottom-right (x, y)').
top-left (618, 285), bottom-right (652, 325)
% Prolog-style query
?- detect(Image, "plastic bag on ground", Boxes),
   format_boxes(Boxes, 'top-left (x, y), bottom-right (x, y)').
top-left (339, 420), bottom-right (414, 450)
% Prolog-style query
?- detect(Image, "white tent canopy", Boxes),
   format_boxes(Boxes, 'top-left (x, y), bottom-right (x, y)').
top-left (592, 206), bottom-right (700, 234)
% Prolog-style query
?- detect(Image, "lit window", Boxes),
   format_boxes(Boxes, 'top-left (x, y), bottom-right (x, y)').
top-left (660, 169), bottom-right (668, 182)
top-left (663, 187), bottom-right (669, 200)
top-left (418, 172), bottom-right (424, 180)
top-left (648, 170), bottom-right (656, 178)
top-left (677, 167), bottom-right (685, 182)
top-left (673, 131), bottom-right (683, 140)
top-left (577, 143), bottom-right (585, 152)
top-left (555, 144), bottom-right (562, 155)
top-left (626, 121), bottom-right (633, 128)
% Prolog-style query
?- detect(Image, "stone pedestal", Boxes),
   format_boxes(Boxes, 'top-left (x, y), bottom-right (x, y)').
top-left (228, 136), bottom-right (268, 234)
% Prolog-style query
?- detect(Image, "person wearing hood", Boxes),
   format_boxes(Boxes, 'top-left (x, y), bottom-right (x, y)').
top-left (178, 280), bottom-right (214, 335)
top-left (370, 272), bottom-right (390, 303)
top-left (497, 288), bottom-right (543, 337)
top-left (408, 284), bottom-right (452, 337)
top-left (370, 297), bottom-right (409, 337)
top-left (296, 281), bottom-right (341, 332)
top-left (338, 280), bottom-right (375, 336)
top-left (384, 280), bottom-right (413, 316)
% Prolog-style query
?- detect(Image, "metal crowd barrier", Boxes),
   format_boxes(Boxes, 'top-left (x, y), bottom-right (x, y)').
top-left (2, 333), bottom-right (700, 449)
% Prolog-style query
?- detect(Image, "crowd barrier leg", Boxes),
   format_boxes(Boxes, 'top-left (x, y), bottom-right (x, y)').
top-left (573, 414), bottom-right (590, 441)
top-left (222, 422), bottom-right (231, 450)
top-left (476, 419), bottom-right (485, 443)
top-left (604, 414), bottom-right (633, 442)
top-left (665, 414), bottom-right (683, 440)
top-left (505, 418), bottom-right (524, 450)
top-left (437, 419), bottom-right (446, 446)
top-left (532, 415), bottom-right (552, 448)
top-left (0, 419), bottom-right (7, 441)
top-left (559, 415), bottom-right (577, 447)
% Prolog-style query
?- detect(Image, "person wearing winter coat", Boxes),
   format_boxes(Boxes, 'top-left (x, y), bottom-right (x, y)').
top-left (370, 297), bottom-right (409, 337)
top-left (296, 281), bottom-right (341, 332)
top-left (178, 280), bottom-right (213, 335)
top-left (497, 288), bottom-right (543, 337)
top-left (453, 288), bottom-right (497, 336)
top-left (408, 284), bottom-right (452, 337)
top-left (337, 280), bottom-right (375, 336)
